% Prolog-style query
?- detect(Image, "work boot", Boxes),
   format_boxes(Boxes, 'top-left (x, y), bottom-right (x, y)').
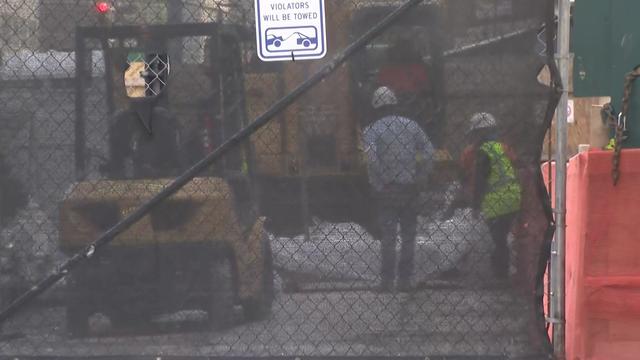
top-left (397, 278), bottom-right (413, 293)
top-left (376, 279), bottom-right (394, 293)
top-left (437, 267), bottom-right (461, 280)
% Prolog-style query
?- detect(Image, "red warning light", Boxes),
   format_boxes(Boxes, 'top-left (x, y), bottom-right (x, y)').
top-left (95, 2), bottom-right (110, 14)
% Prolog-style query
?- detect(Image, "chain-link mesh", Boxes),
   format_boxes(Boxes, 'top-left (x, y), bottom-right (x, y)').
top-left (1, 0), bottom-right (558, 357)
top-left (125, 53), bottom-right (170, 97)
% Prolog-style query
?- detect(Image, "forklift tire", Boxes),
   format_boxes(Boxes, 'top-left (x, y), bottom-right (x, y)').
top-left (66, 305), bottom-right (91, 337)
top-left (242, 233), bottom-right (274, 321)
top-left (208, 256), bottom-right (235, 330)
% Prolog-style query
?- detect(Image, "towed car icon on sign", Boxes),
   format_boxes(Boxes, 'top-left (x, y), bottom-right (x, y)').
top-left (266, 35), bottom-right (284, 48)
top-left (296, 34), bottom-right (318, 48)
top-left (265, 26), bottom-right (319, 52)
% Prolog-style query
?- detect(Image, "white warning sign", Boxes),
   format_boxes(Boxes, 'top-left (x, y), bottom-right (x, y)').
top-left (255, 0), bottom-right (327, 62)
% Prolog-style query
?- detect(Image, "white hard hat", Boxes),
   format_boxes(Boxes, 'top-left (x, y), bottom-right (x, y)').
top-left (371, 86), bottom-right (398, 109)
top-left (468, 112), bottom-right (497, 132)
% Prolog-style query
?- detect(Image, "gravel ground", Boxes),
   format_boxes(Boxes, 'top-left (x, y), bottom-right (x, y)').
top-left (0, 212), bottom-right (545, 358)
top-left (1, 287), bottom-right (542, 358)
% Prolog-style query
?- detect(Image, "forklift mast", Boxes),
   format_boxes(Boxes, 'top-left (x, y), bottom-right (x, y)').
top-left (74, 22), bottom-right (248, 180)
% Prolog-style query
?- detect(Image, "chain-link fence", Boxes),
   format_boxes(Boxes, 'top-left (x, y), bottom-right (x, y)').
top-left (0, 0), bottom-right (558, 357)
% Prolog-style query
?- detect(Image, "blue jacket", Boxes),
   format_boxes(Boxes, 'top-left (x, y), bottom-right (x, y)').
top-left (363, 115), bottom-right (434, 192)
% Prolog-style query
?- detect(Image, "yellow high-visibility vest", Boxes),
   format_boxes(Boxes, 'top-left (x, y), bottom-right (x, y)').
top-left (479, 141), bottom-right (522, 219)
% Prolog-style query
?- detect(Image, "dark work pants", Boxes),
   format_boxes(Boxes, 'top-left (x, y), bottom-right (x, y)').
top-left (376, 188), bottom-right (418, 285)
top-left (487, 212), bottom-right (518, 280)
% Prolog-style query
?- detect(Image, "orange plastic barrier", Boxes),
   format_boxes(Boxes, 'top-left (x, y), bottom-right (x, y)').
top-left (558, 149), bottom-right (640, 360)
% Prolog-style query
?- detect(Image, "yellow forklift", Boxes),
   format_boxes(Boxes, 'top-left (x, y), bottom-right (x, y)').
top-left (60, 22), bottom-right (273, 336)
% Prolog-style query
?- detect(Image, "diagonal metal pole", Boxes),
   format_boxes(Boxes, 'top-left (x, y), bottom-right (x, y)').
top-left (0, 0), bottom-right (426, 325)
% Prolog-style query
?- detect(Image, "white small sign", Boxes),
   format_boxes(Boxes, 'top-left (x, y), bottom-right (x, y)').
top-left (567, 99), bottom-right (574, 124)
top-left (254, 0), bottom-right (327, 62)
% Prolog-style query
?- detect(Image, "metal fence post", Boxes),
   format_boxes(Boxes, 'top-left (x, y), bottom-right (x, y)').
top-left (552, 0), bottom-right (571, 357)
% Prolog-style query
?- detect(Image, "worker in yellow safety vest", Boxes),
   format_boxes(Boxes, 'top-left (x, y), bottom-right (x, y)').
top-left (451, 112), bottom-right (522, 281)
